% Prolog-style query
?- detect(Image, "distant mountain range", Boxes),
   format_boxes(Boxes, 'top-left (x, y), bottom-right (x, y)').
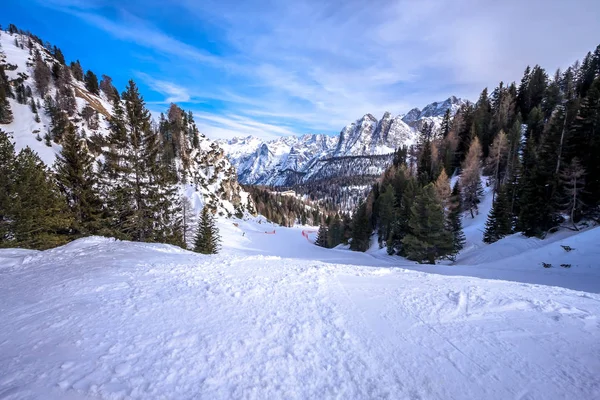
top-left (218, 96), bottom-right (466, 188)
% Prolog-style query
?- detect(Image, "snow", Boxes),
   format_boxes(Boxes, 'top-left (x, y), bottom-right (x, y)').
top-left (1, 213), bottom-right (600, 399)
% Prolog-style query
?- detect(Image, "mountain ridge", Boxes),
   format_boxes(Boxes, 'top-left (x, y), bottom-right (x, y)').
top-left (218, 96), bottom-right (467, 190)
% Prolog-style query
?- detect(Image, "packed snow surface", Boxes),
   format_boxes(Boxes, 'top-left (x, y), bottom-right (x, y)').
top-left (1, 220), bottom-right (599, 399)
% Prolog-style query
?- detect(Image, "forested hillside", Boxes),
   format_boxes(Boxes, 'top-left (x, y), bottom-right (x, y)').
top-left (348, 44), bottom-right (600, 264)
top-left (0, 25), bottom-right (251, 250)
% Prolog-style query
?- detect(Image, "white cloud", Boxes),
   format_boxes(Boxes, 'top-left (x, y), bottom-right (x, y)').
top-left (39, 0), bottom-right (600, 139)
top-left (136, 72), bottom-right (191, 103)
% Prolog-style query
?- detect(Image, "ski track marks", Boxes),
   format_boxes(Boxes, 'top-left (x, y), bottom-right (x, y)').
top-left (1, 239), bottom-right (599, 399)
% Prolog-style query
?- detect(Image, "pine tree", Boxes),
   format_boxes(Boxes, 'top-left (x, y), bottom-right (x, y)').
top-left (194, 207), bottom-right (220, 254)
top-left (84, 70), bottom-right (99, 95)
top-left (54, 123), bottom-right (102, 235)
top-left (483, 185), bottom-right (512, 243)
top-left (440, 109), bottom-right (451, 139)
top-left (447, 181), bottom-right (466, 257)
top-left (0, 65), bottom-right (13, 124)
top-left (100, 97), bottom-right (134, 238)
top-left (5, 147), bottom-right (73, 249)
top-left (485, 130), bottom-right (509, 197)
top-left (402, 184), bottom-right (453, 264)
top-left (417, 122), bottom-right (435, 185)
top-left (327, 214), bottom-right (343, 248)
top-left (53, 46), bottom-right (66, 65)
top-left (472, 88), bottom-right (493, 157)
top-left (350, 201), bottom-right (371, 252)
top-left (376, 184), bottom-right (396, 247)
top-left (0, 130), bottom-right (16, 242)
top-left (0, 82), bottom-right (12, 124)
top-left (70, 60), bottom-right (84, 81)
top-left (120, 79), bottom-right (155, 241)
top-left (315, 224), bottom-right (329, 248)
top-left (567, 77), bottom-right (600, 209)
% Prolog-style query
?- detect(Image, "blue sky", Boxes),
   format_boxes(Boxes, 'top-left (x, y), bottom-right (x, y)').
top-left (4, 0), bottom-right (600, 140)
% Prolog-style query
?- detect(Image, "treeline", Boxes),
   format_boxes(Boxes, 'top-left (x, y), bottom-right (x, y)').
top-left (244, 185), bottom-right (340, 228)
top-left (349, 44), bottom-right (600, 263)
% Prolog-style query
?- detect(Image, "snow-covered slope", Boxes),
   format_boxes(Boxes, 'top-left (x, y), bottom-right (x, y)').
top-left (1, 220), bottom-right (599, 399)
top-left (0, 31), bottom-right (249, 216)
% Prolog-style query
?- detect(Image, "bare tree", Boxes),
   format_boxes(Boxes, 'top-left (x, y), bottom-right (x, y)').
top-left (485, 130), bottom-right (508, 199)
top-left (180, 195), bottom-right (197, 249)
top-left (461, 136), bottom-right (483, 218)
top-left (434, 168), bottom-right (451, 211)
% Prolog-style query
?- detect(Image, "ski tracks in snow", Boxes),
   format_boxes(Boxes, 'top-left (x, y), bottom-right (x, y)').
top-left (1, 239), bottom-right (599, 399)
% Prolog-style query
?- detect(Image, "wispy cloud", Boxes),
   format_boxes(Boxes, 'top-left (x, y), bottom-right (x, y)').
top-left (193, 112), bottom-right (299, 141)
top-left (36, 0), bottom-right (600, 140)
top-left (136, 72), bottom-right (192, 103)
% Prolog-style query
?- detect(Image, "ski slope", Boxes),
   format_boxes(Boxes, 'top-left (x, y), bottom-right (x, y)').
top-left (221, 216), bottom-right (600, 293)
top-left (1, 223), bottom-right (600, 400)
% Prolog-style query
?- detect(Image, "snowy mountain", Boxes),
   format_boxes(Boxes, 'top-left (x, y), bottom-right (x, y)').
top-left (219, 97), bottom-right (466, 210)
top-left (219, 134), bottom-right (337, 186)
top-left (0, 30), bottom-right (250, 216)
top-left (219, 96), bottom-right (466, 187)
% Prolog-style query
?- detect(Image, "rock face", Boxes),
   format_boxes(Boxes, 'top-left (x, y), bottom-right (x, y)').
top-left (0, 30), bottom-right (249, 216)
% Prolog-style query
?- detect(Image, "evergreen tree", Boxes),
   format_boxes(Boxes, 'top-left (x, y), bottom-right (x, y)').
top-left (84, 70), bottom-right (99, 95)
top-left (417, 122), bottom-right (436, 185)
top-left (376, 184), bottom-right (396, 247)
top-left (472, 88), bottom-right (493, 157)
top-left (440, 109), bottom-right (451, 139)
top-left (0, 130), bottom-right (16, 241)
top-left (315, 224), bottom-right (329, 248)
top-left (327, 214), bottom-right (343, 248)
top-left (194, 207), bottom-right (220, 254)
top-left (350, 201), bottom-right (371, 252)
top-left (100, 97), bottom-right (133, 238)
top-left (516, 132), bottom-right (560, 237)
top-left (483, 185), bottom-right (512, 243)
top-left (485, 130), bottom-right (509, 198)
top-left (447, 181), bottom-right (465, 257)
top-left (0, 82), bottom-right (12, 124)
top-left (0, 65), bottom-right (13, 123)
top-left (70, 60), bottom-right (84, 81)
top-left (567, 78), bottom-right (600, 209)
top-left (3, 147), bottom-right (73, 249)
top-left (120, 79), bottom-right (155, 241)
top-left (402, 184), bottom-right (453, 264)
top-left (52, 46), bottom-right (65, 65)
top-left (54, 123), bottom-right (102, 234)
